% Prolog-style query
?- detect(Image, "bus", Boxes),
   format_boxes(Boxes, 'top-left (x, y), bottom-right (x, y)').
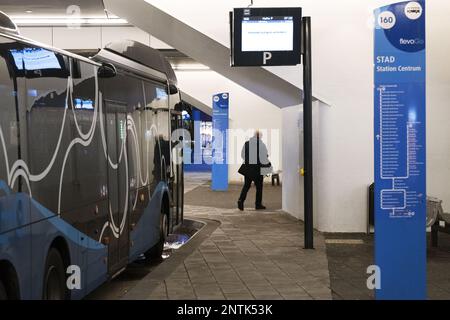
top-left (0, 12), bottom-right (184, 300)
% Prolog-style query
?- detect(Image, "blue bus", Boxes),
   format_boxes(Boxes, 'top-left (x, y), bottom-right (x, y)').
top-left (0, 12), bottom-right (184, 300)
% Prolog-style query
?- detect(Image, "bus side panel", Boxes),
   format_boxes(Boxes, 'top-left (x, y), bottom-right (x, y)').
top-left (0, 225), bottom-right (32, 300)
top-left (29, 199), bottom-right (107, 300)
top-left (85, 237), bottom-right (108, 296)
top-left (129, 183), bottom-right (167, 261)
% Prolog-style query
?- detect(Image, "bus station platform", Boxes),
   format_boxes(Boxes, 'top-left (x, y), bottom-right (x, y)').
top-left (86, 173), bottom-right (450, 301)
top-left (121, 174), bottom-right (332, 300)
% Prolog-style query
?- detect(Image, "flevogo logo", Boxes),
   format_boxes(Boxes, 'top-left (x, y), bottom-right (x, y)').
top-left (404, 1), bottom-right (423, 20)
top-left (400, 38), bottom-right (424, 45)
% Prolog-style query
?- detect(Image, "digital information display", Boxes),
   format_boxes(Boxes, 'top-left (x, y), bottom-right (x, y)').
top-left (10, 48), bottom-right (61, 71)
top-left (231, 7), bottom-right (302, 67)
top-left (241, 16), bottom-right (294, 52)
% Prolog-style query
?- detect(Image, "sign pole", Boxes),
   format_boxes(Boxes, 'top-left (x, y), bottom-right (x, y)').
top-left (230, 7), bottom-right (311, 247)
top-left (302, 17), bottom-right (314, 249)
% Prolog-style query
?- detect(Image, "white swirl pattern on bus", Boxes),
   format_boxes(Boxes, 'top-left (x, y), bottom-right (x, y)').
top-left (0, 65), bottom-right (164, 242)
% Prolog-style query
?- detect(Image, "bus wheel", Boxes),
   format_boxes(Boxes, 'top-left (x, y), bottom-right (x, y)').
top-left (0, 280), bottom-right (7, 300)
top-left (43, 249), bottom-right (66, 300)
top-left (145, 212), bottom-right (168, 260)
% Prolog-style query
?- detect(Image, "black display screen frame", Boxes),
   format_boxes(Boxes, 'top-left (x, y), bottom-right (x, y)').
top-left (231, 7), bottom-right (302, 67)
top-left (5, 46), bottom-right (70, 79)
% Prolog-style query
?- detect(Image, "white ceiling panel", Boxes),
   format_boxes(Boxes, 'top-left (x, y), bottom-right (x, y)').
top-left (0, 0), bottom-right (107, 18)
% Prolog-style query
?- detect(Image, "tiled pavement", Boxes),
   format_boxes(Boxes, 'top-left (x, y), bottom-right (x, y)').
top-left (123, 205), bottom-right (332, 300)
top-left (92, 171), bottom-right (450, 300)
top-left (324, 234), bottom-right (375, 300)
top-left (184, 172), bottom-right (211, 193)
top-left (325, 232), bottom-right (450, 300)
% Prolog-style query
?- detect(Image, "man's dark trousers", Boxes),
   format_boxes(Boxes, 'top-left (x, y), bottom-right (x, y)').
top-left (239, 175), bottom-right (263, 206)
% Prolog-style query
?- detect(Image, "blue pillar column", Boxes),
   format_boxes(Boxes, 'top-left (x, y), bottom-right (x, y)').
top-left (374, 0), bottom-right (426, 300)
top-left (212, 93), bottom-right (229, 191)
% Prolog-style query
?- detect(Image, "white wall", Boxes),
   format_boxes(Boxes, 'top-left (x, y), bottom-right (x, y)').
top-left (282, 101), bottom-right (328, 230)
top-left (145, 0), bottom-right (450, 232)
top-left (175, 70), bottom-right (283, 182)
top-left (302, 0), bottom-right (450, 232)
top-left (426, 4), bottom-right (450, 214)
top-left (17, 0), bottom-right (450, 232)
top-left (294, 1), bottom-right (450, 232)
top-left (19, 26), bottom-right (172, 49)
top-left (282, 105), bottom-right (303, 220)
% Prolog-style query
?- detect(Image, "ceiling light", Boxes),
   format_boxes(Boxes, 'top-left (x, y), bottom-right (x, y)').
top-left (25, 10), bottom-right (33, 14)
top-left (11, 16), bottom-right (128, 26)
top-left (172, 64), bottom-right (210, 71)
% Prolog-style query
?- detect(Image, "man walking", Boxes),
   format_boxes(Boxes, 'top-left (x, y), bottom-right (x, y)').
top-left (237, 131), bottom-right (271, 211)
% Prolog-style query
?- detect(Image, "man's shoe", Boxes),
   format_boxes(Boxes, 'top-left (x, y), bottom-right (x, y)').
top-left (255, 205), bottom-right (266, 210)
top-left (238, 200), bottom-right (244, 211)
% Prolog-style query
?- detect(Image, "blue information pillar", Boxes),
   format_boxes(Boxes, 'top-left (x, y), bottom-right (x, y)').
top-left (374, 1), bottom-right (426, 299)
top-left (211, 93), bottom-right (229, 191)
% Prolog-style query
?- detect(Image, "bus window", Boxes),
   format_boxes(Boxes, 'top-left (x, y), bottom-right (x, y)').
top-left (72, 59), bottom-right (96, 113)
top-left (123, 77), bottom-right (144, 190)
top-left (144, 82), bottom-right (169, 139)
top-left (140, 106), bottom-right (155, 189)
top-left (24, 48), bottom-right (70, 213)
top-left (144, 81), bottom-right (169, 185)
top-left (68, 60), bottom-right (106, 211)
top-left (0, 37), bottom-right (20, 193)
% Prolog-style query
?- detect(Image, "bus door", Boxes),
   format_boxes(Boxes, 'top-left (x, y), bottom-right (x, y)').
top-left (104, 101), bottom-right (129, 275)
top-left (170, 111), bottom-right (184, 226)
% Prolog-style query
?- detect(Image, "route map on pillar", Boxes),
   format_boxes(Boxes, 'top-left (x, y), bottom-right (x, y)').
top-left (374, 0), bottom-right (426, 300)
top-left (378, 84), bottom-right (422, 218)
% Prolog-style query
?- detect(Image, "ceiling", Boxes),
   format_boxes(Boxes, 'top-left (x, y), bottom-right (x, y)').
top-left (0, 0), bottom-right (109, 18)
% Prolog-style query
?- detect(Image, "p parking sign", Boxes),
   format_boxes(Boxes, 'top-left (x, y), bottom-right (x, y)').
top-left (230, 7), bottom-right (302, 67)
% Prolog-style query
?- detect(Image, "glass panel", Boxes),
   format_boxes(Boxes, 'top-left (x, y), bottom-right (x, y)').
top-left (0, 37), bottom-right (20, 193)
top-left (68, 61), bottom-right (106, 209)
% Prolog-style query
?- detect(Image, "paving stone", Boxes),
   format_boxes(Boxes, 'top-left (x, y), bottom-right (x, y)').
top-left (193, 284), bottom-right (224, 298)
top-left (253, 293), bottom-right (283, 300)
top-left (189, 277), bottom-right (218, 285)
top-left (168, 293), bottom-right (197, 300)
top-left (245, 284), bottom-right (276, 293)
top-left (225, 293), bottom-right (255, 300)
top-left (281, 293), bottom-right (313, 300)
top-left (122, 198), bottom-right (332, 300)
top-left (219, 283), bottom-right (251, 295)
top-left (305, 287), bottom-right (333, 300)
top-left (273, 284), bottom-right (308, 295)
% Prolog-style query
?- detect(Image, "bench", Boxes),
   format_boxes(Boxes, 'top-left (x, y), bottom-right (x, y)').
top-left (271, 171), bottom-right (281, 186)
top-left (428, 197), bottom-right (450, 247)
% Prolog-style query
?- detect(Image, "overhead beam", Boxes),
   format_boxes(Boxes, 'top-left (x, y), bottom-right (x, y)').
top-left (103, 0), bottom-right (303, 108)
top-left (180, 91), bottom-right (213, 117)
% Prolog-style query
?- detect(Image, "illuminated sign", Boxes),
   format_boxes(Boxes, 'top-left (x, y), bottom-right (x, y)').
top-left (10, 48), bottom-right (61, 70)
top-left (231, 7), bottom-right (302, 66)
top-left (242, 16), bottom-right (294, 52)
top-left (74, 98), bottom-right (94, 110)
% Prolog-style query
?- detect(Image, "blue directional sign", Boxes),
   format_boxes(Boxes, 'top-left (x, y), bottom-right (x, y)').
top-left (211, 93), bottom-right (229, 191)
top-left (374, 0), bottom-right (426, 300)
